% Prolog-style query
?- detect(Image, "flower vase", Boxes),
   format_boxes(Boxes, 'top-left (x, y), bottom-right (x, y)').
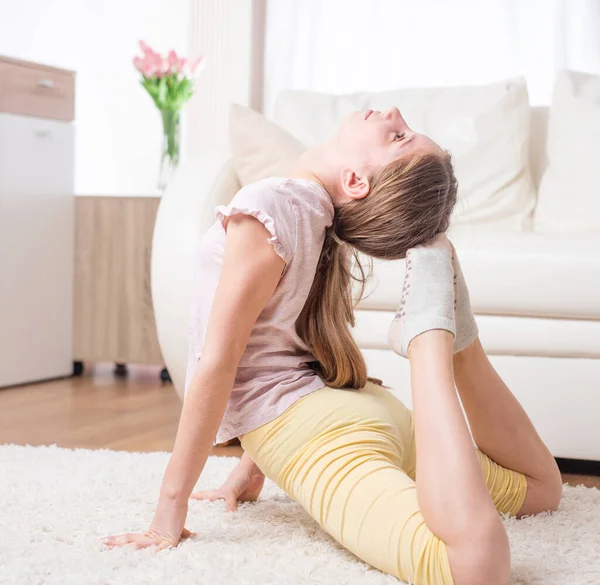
top-left (158, 108), bottom-right (181, 192)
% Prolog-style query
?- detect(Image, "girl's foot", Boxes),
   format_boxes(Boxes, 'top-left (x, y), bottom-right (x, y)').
top-left (388, 234), bottom-right (456, 358)
top-left (450, 243), bottom-right (479, 354)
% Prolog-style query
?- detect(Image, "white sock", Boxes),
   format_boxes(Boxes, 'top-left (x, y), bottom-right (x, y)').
top-left (451, 244), bottom-right (479, 353)
top-left (388, 235), bottom-right (456, 358)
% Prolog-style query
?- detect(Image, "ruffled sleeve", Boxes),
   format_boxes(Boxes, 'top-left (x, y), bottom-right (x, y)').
top-left (215, 182), bottom-right (297, 265)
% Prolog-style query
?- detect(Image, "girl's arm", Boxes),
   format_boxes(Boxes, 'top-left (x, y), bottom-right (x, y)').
top-left (161, 211), bottom-right (285, 503)
top-left (102, 213), bottom-right (285, 550)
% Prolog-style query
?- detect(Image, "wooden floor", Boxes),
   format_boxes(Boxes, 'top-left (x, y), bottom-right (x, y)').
top-left (1, 364), bottom-right (598, 488)
top-left (0, 364), bottom-right (242, 457)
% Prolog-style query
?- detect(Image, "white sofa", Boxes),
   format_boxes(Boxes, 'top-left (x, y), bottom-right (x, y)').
top-left (152, 99), bottom-right (600, 461)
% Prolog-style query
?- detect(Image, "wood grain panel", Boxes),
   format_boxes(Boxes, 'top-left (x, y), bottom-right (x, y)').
top-left (0, 57), bottom-right (75, 121)
top-left (74, 197), bottom-right (163, 365)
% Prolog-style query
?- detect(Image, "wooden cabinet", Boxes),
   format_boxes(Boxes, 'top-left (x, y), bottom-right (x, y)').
top-left (74, 197), bottom-right (164, 367)
top-left (0, 57), bottom-right (75, 121)
top-left (0, 56), bottom-right (75, 388)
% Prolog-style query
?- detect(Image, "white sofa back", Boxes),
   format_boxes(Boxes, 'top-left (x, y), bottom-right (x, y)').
top-left (533, 70), bottom-right (600, 233)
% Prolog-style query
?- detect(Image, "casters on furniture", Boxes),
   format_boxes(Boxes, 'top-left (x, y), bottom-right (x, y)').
top-left (114, 363), bottom-right (128, 377)
top-left (160, 368), bottom-right (172, 384)
top-left (73, 361), bottom-right (84, 377)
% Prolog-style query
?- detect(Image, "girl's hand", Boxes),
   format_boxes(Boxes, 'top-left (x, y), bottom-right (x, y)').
top-left (101, 498), bottom-right (197, 552)
top-left (190, 454), bottom-right (265, 512)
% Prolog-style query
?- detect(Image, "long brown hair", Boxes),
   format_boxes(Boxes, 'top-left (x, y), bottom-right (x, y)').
top-left (296, 151), bottom-right (458, 389)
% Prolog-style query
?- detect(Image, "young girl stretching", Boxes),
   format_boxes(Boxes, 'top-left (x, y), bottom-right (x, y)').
top-left (102, 107), bottom-right (562, 585)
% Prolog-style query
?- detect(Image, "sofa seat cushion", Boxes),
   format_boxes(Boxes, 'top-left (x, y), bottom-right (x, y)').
top-left (355, 231), bottom-right (600, 320)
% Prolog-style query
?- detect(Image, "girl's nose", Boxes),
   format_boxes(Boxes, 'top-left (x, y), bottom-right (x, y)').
top-left (384, 106), bottom-right (401, 120)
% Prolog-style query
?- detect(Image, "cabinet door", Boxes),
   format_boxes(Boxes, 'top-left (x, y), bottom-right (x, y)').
top-left (0, 113), bottom-right (74, 387)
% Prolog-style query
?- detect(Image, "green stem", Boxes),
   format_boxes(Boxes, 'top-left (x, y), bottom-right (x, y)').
top-left (161, 108), bottom-right (181, 164)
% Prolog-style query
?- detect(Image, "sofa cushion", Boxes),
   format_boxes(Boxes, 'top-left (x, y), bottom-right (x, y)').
top-left (354, 231), bottom-right (600, 320)
top-left (229, 103), bottom-right (304, 186)
top-left (273, 79), bottom-right (537, 232)
top-left (534, 70), bottom-right (600, 233)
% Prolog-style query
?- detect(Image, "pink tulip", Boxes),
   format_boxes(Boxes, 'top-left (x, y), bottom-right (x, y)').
top-left (133, 55), bottom-right (152, 77)
top-left (133, 56), bottom-right (145, 74)
top-left (139, 40), bottom-right (155, 56)
top-left (133, 53), bottom-right (159, 78)
top-left (167, 50), bottom-right (179, 71)
top-left (134, 42), bottom-right (205, 80)
top-left (143, 61), bottom-right (158, 77)
top-left (166, 50), bottom-right (190, 75)
top-left (150, 52), bottom-right (166, 77)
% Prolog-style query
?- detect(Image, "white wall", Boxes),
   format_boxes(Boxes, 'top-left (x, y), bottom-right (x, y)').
top-left (0, 0), bottom-right (189, 196)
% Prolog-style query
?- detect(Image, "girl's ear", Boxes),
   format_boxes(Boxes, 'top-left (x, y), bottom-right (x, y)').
top-left (340, 168), bottom-right (370, 200)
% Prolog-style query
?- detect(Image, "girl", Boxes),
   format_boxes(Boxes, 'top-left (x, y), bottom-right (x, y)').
top-left (102, 107), bottom-right (562, 585)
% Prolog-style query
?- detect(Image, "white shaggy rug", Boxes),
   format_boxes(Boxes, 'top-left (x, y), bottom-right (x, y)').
top-left (1, 445), bottom-right (600, 585)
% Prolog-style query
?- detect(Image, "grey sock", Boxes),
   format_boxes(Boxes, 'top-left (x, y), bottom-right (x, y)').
top-left (451, 244), bottom-right (479, 353)
top-left (388, 235), bottom-right (456, 358)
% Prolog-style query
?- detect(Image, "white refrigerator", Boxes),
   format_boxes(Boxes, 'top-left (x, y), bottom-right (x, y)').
top-left (0, 113), bottom-right (74, 387)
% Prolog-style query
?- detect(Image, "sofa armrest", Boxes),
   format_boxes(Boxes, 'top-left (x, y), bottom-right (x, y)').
top-left (151, 156), bottom-right (240, 395)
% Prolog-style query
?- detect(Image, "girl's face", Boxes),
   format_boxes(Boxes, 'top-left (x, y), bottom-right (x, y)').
top-left (335, 107), bottom-right (441, 169)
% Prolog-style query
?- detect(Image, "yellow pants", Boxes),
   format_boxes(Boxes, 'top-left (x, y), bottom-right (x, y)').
top-left (241, 381), bottom-right (528, 585)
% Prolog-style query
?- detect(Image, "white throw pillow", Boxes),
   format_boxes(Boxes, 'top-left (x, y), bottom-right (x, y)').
top-left (534, 70), bottom-right (600, 233)
top-left (273, 79), bottom-right (537, 231)
top-left (229, 103), bottom-right (304, 186)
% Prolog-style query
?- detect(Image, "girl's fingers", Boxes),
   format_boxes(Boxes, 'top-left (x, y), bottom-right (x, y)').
top-left (103, 530), bottom-right (196, 552)
top-left (191, 489), bottom-right (239, 511)
top-left (133, 534), bottom-right (163, 548)
top-left (112, 533), bottom-right (135, 546)
top-left (101, 533), bottom-right (156, 549)
top-left (154, 540), bottom-right (174, 553)
top-left (104, 536), bottom-right (129, 548)
top-left (190, 490), bottom-right (219, 501)
top-left (225, 495), bottom-right (238, 512)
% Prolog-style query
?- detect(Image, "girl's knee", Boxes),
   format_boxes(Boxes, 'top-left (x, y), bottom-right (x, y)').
top-left (517, 473), bottom-right (562, 518)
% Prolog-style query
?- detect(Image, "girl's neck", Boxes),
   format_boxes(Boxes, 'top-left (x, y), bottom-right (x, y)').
top-left (288, 145), bottom-right (342, 206)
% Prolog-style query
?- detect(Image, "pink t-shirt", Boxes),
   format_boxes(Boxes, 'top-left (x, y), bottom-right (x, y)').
top-left (184, 177), bottom-right (335, 444)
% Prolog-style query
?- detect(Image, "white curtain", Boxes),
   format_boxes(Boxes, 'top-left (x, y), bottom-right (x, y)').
top-left (263, 0), bottom-right (600, 114)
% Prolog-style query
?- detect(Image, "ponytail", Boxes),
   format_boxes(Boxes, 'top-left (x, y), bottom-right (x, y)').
top-left (296, 223), bottom-right (383, 389)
